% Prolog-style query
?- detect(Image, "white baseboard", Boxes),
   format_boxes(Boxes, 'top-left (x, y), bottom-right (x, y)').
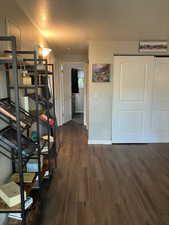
top-left (88, 140), bottom-right (112, 145)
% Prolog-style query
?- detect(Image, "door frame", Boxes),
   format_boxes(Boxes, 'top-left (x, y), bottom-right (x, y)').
top-left (59, 61), bottom-right (88, 127)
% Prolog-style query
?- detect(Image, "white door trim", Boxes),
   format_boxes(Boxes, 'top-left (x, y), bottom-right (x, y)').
top-left (59, 62), bottom-right (88, 127)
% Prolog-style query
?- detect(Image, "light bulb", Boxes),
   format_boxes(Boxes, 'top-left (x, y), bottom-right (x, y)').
top-left (42, 48), bottom-right (52, 57)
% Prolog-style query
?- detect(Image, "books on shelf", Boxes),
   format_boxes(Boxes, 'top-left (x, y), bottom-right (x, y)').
top-left (20, 96), bottom-right (29, 112)
top-left (0, 182), bottom-right (26, 207)
top-left (8, 214), bottom-right (22, 221)
top-left (41, 144), bottom-right (48, 153)
top-left (0, 99), bottom-right (33, 128)
top-left (0, 126), bottom-right (36, 157)
top-left (8, 197), bottom-right (33, 221)
top-left (41, 138), bottom-right (54, 153)
top-left (0, 104), bottom-right (26, 128)
top-left (10, 173), bottom-right (36, 184)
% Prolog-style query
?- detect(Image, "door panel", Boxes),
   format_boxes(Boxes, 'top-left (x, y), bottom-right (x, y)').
top-left (151, 58), bottom-right (169, 142)
top-left (119, 111), bottom-right (143, 133)
top-left (112, 56), bottom-right (154, 143)
top-left (120, 62), bottom-right (146, 102)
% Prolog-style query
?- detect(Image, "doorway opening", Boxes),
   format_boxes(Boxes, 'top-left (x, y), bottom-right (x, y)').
top-left (71, 68), bottom-right (85, 125)
top-left (59, 62), bottom-right (88, 128)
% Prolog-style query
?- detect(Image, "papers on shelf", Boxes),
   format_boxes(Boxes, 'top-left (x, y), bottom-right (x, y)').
top-left (41, 145), bottom-right (48, 153)
top-left (8, 197), bottom-right (33, 220)
top-left (44, 171), bottom-right (49, 177)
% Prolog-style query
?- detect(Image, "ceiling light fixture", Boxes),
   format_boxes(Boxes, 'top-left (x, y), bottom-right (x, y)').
top-left (35, 45), bottom-right (52, 58)
top-left (42, 47), bottom-right (52, 57)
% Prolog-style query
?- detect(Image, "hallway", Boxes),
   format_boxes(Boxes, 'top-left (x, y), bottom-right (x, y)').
top-left (72, 113), bottom-right (84, 125)
top-left (39, 121), bottom-right (169, 225)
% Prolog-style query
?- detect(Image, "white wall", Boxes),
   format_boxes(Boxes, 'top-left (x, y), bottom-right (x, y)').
top-left (0, 1), bottom-right (48, 50)
top-left (88, 41), bottom-right (169, 144)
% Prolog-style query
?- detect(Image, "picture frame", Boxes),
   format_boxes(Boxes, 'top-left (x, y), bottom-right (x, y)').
top-left (92, 64), bottom-right (111, 82)
top-left (139, 41), bottom-right (167, 53)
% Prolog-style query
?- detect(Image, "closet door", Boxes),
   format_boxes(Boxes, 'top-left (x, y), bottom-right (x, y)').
top-left (112, 56), bottom-right (154, 143)
top-left (151, 58), bottom-right (169, 142)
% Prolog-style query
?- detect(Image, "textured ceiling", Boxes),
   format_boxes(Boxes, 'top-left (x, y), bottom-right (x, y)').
top-left (16, 0), bottom-right (169, 54)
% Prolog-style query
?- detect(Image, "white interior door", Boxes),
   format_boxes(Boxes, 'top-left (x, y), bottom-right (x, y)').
top-left (151, 58), bottom-right (169, 142)
top-left (63, 65), bottom-right (72, 124)
top-left (112, 56), bottom-right (154, 143)
top-left (84, 63), bottom-right (88, 127)
top-left (75, 88), bottom-right (84, 113)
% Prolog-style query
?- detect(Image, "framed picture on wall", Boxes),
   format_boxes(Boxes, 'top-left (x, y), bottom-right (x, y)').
top-left (92, 64), bottom-right (111, 82)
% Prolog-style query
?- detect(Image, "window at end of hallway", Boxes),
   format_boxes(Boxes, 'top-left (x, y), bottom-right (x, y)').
top-left (78, 70), bottom-right (84, 89)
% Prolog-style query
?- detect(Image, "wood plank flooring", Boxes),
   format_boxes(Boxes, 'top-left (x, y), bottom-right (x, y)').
top-left (38, 121), bottom-right (169, 225)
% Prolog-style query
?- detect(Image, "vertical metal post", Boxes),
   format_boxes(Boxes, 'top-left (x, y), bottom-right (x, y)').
top-left (45, 60), bottom-right (51, 177)
top-left (34, 52), bottom-right (41, 187)
top-left (5, 64), bottom-right (16, 171)
top-left (11, 150), bottom-right (16, 173)
top-left (5, 64), bottom-right (11, 101)
top-left (11, 36), bottom-right (26, 225)
top-left (51, 64), bottom-right (57, 167)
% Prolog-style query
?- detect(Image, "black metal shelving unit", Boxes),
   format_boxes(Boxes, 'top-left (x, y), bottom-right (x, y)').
top-left (4, 49), bottom-right (42, 190)
top-left (44, 62), bottom-right (58, 176)
top-left (0, 36), bottom-right (58, 225)
top-left (23, 58), bottom-right (58, 178)
top-left (0, 36), bottom-right (28, 225)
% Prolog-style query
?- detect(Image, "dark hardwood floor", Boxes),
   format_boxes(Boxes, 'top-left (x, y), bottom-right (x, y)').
top-left (38, 121), bottom-right (169, 225)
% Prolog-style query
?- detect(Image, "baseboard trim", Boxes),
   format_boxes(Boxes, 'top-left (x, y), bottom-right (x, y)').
top-left (88, 140), bottom-right (112, 145)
